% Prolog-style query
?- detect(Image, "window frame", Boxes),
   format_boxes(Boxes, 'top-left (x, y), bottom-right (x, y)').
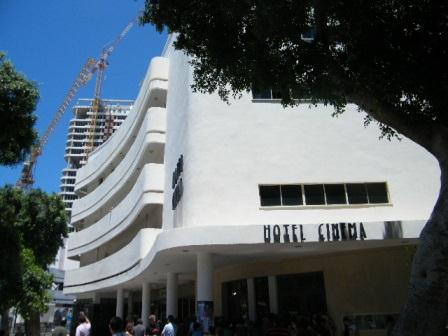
top-left (259, 182), bottom-right (391, 209)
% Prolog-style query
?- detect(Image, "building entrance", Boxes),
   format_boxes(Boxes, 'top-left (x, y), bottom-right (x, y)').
top-left (222, 272), bottom-right (327, 321)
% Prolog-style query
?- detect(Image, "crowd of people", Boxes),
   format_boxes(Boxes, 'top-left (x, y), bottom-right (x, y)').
top-left (51, 312), bottom-right (347, 336)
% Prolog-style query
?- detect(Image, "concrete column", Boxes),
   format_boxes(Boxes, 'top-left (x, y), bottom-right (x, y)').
top-left (142, 283), bottom-right (151, 328)
top-left (268, 276), bottom-right (278, 314)
top-left (116, 288), bottom-right (124, 318)
top-left (197, 252), bottom-right (214, 333)
top-left (197, 252), bottom-right (213, 301)
top-left (127, 290), bottom-right (134, 319)
top-left (247, 278), bottom-right (256, 322)
top-left (166, 273), bottom-right (178, 317)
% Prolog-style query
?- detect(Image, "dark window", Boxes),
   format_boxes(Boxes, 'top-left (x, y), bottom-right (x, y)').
top-left (281, 185), bottom-right (302, 205)
top-left (366, 183), bottom-right (389, 203)
top-left (252, 86), bottom-right (272, 99)
top-left (324, 184), bottom-right (346, 205)
top-left (346, 184), bottom-right (368, 204)
top-left (304, 184), bottom-right (325, 205)
top-left (259, 185), bottom-right (281, 206)
top-left (271, 89), bottom-right (283, 99)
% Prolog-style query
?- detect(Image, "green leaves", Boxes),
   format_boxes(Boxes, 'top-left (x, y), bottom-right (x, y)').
top-left (142, 0), bottom-right (448, 141)
top-left (0, 53), bottom-right (39, 166)
top-left (0, 186), bottom-right (67, 313)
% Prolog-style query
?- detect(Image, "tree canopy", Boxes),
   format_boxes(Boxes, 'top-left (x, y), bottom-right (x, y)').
top-left (0, 53), bottom-right (38, 166)
top-left (0, 186), bottom-right (67, 323)
top-left (142, 1), bottom-right (448, 335)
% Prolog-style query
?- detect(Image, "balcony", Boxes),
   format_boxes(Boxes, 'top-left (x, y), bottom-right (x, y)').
top-left (67, 163), bottom-right (164, 258)
top-left (74, 57), bottom-right (169, 195)
top-left (64, 228), bottom-right (160, 294)
top-left (70, 109), bottom-right (166, 227)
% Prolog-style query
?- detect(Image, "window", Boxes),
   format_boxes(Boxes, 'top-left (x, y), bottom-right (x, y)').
top-left (259, 182), bottom-right (389, 207)
top-left (259, 185), bottom-right (281, 206)
top-left (252, 86), bottom-right (283, 100)
top-left (304, 184), bottom-right (325, 205)
top-left (324, 184), bottom-right (346, 204)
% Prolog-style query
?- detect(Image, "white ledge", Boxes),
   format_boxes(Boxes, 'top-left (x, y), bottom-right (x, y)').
top-left (64, 228), bottom-right (160, 289)
top-left (75, 57), bottom-right (169, 194)
top-left (70, 109), bottom-right (166, 226)
top-left (67, 164), bottom-right (164, 258)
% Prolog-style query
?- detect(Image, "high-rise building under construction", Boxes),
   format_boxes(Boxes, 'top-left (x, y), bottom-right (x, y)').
top-left (57, 98), bottom-right (132, 269)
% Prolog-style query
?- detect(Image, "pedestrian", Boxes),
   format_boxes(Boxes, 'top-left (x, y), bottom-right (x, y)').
top-left (126, 322), bottom-right (135, 336)
top-left (134, 319), bottom-right (146, 336)
top-left (110, 316), bottom-right (126, 336)
top-left (161, 315), bottom-right (175, 336)
top-left (53, 319), bottom-right (69, 336)
top-left (146, 314), bottom-right (161, 336)
top-left (76, 312), bottom-right (91, 336)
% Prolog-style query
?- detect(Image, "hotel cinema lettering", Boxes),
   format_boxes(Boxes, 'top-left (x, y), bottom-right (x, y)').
top-left (263, 222), bottom-right (367, 243)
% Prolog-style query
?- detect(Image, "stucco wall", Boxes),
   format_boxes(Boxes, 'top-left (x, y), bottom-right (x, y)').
top-left (162, 45), bottom-right (439, 230)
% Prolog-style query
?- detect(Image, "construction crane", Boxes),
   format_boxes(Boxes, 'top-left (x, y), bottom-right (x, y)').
top-left (84, 14), bottom-right (139, 156)
top-left (16, 14), bottom-right (139, 189)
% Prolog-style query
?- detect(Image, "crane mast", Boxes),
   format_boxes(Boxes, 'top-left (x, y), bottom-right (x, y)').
top-left (84, 15), bottom-right (139, 157)
top-left (16, 14), bottom-right (139, 189)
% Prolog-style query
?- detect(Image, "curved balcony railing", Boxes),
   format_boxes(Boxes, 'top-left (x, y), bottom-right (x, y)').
top-left (71, 109), bottom-right (166, 227)
top-left (64, 228), bottom-right (161, 291)
top-left (67, 163), bottom-right (164, 258)
top-left (75, 57), bottom-right (169, 194)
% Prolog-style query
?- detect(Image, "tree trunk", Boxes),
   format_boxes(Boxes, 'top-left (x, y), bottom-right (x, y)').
top-left (394, 160), bottom-right (448, 335)
top-left (1, 309), bottom-right (10, 336)
top-left (24, 311), bottom-right (40, 336)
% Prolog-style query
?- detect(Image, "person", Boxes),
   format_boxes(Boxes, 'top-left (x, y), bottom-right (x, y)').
top-left (146, 315), bottom-right (161, 336)
top-left (192, 322), bottom-right (203, 336)
top-left (126, 322), bottom-right (135, 336)
top-left (76, 312), bottom-right (91, 336)
top-left (110, 316), bottom-right (126, 336)
top-left (134, 319), bottom-right (146, 336)
top-left (52, 319), bottom-right (69, 336)
top-left (161, 315), bottom-right (175, 336)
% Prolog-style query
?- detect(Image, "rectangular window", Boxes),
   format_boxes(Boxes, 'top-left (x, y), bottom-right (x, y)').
top-left (260, 182), bottom-right (389, 207)
top-left (304, 184), bottom-right (325, 205)
top-left (324, 184), bottom-right (347, 205)
top-left (366, 182), bottom-right (389, 203)
top-left (259, 185), bottom-right (281, 206)
top-left (346, 183), bottom-right (368, 204)
top-left (281, 185), bottom-right (303, 205)
top-left (252, 86), bottom-right (272, 99)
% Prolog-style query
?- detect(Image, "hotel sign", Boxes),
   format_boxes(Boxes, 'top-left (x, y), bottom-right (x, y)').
top-left (263, 222), bottom-right (367, 243)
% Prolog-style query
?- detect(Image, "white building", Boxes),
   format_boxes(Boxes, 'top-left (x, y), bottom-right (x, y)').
top-left (64, 36), bottom-right (440, 335)
top-left (56, 99), bottom-right (132, 271)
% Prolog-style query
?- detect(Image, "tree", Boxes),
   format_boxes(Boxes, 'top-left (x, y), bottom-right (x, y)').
top-left (0, 186), bottom-right (67, 336)
top-left (142, 1), bottom-right (448, 335)
top-left (0, 52), bottom-right (38, 166)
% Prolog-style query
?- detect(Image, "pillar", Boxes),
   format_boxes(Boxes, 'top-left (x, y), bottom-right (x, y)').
top-left (116, 288), bottom-right (124, 318)
top-left (268, 276), bottom-right (278, 314)
top-left (247, 278), bottom-right (256, 321)
top-left (166, 272), bottom-right (178, 318)
top-left (197, 252), bottom-right (213, 333)
top-left (142, 283), bottom-right (151, 328)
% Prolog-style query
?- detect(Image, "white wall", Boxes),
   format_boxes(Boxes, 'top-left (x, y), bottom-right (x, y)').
top-left (163, 48), bottom-right (440, 231)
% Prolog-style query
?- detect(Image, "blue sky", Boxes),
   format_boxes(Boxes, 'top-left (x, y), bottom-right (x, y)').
top-left (0, 0), bottom-right (167, 193)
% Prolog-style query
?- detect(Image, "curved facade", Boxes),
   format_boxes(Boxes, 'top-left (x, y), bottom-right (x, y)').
top-left (65, 37), bottom-right (440, 335)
